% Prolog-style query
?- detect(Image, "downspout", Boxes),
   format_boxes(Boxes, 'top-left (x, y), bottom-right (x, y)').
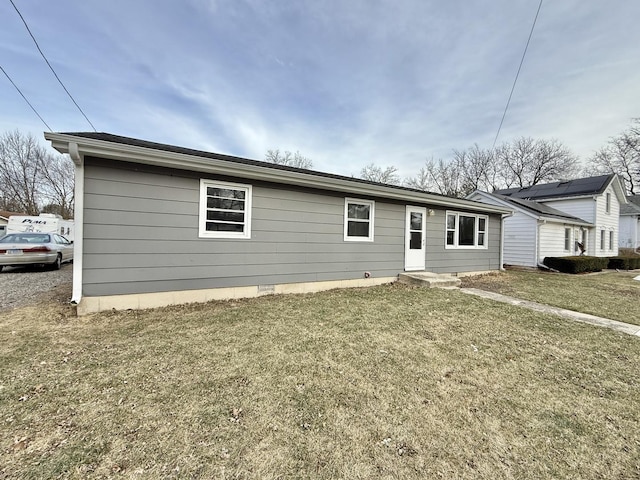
top-left (69, 142), bottom-right (84, 305)
top-left (592, 195), bottom-right (598, 256)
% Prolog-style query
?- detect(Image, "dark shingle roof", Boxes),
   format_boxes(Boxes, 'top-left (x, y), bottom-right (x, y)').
top-left (486, 193), bottom-right (591, 225)
top-left (58, 132), bottom-right (463, 199)
top-left (494, 174), bottom-right (616, 200)
top-left (621, 198), bottom-right (640, 215)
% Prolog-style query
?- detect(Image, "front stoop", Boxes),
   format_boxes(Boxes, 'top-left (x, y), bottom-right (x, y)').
top-left (398, 272), bottom-right (461, 289)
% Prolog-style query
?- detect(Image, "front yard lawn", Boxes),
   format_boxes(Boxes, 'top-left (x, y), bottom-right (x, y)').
top-left (1, 283), bottom-right (639, 479)
top-left (461, 269), bottom-right (640, 325)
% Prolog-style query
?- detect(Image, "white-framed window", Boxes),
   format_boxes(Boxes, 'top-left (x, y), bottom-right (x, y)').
top-left (445, 211), bottom-right (488, 249)
top-left (564, 227), bottom-right (571, 251)
top-left (199, 179), bottom-right (252, 239)
top-left (609, 230), bottom-right (614, 250)
top-left (605, 193), bottom-right (611, 214)
top-left (600, 229), bottom-right (605, 250)
top-left (344, 198), bottom-right (374, 242)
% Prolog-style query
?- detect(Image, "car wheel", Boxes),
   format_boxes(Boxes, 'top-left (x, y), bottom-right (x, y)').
top-left (51, 254), bottom-right (62, 271)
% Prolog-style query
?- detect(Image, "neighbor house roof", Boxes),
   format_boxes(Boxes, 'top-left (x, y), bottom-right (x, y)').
top-left (44, 132), bottom-right (511, 215)
top-left (0, 211), bottom-right (25, 220)
top-left (494, 174), bottom-right (621, 201)
top-left (469, 191), bottom-right (592, 226)
top-left (621, 198), bottom-right (640, 216)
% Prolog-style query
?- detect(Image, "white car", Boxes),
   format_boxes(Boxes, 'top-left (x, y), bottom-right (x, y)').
top-left (0, 233), bottom-right (74, 272)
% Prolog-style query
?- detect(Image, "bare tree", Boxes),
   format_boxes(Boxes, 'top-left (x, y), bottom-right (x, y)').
top-left (39, 153), bottom-right (75, 218)
top-left (265, 149), bottom-right (313, 169)
top-left (0, 131), bottom-right (45, 214)
top-left (359, 163), bottom-right (401, 185)
top-left (454, 144), bottom-right (502, 194)
top-left (404, 166), bottom-right (432, 191)
top-left (588, 119), bottom-right (640, 194)
top-left (405, 158), bottom-right (464, 197)
top-left (0, 130), bottom-right (75, 216)
top-left (407, 137), bottom-right (579, 198)
top-left (496, 137), bottom-right (578, 188)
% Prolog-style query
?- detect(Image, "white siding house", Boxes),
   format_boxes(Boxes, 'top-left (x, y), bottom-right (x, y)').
top-left (619, 196), bottom-right (640, 250)
top-left (468, 191), bottom-right (592, 267)
top-left (487, 175), bottom-right (627, 261)
top-left (541, 182), bottom-right (622, 256)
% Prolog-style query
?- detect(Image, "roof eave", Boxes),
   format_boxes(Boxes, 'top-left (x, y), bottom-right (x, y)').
top-left (45, 133), bottom-right (511, 215)
top-left (533, 194), bottom-right (598, 202)
top-left (539, 216), bottom-right (593, 227)
top-left (470, 190), bottom-right (592, 225)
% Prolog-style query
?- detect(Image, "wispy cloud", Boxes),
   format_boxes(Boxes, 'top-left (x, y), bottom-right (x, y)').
top-left (1, 0), bottom-right (639, 178)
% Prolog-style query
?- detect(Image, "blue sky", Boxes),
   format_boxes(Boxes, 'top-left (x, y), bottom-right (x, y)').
top-left (1, 0), bottom-right (639, 178)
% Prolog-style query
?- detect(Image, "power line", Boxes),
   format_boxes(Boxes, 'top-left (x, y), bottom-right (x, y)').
top-left (9, 0), bottom-right (97, 132)
top-left (492, 0), bottom-right (543, 149)
top-left (1, 64), bottom-right (53, 131)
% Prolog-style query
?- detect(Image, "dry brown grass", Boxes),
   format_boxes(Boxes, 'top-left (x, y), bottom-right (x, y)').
top-left (462, 269), bottom-right (640, 325)
top-left (1, 283), bottom-right (639, 479)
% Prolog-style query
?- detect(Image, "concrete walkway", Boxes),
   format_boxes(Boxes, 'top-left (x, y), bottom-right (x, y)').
top-left (460, 288), bottom-right (640, 337)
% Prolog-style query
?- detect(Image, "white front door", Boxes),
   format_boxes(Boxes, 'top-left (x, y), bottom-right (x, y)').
top-left (405, 206), bottom-right (426, 271)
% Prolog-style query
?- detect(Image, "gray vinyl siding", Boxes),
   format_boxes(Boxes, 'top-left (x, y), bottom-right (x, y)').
top-left (82, 157), bottom-right (501, 296)
top-left (424, 210), bottom-right (502, 273)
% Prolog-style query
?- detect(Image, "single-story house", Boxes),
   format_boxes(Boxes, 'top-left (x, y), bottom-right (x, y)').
top-left (619, 195), bottom-right (640, 250)
top-left (467, 191), bottom-right (593, 267)
top-left (45, 132), bottom-right (511, 314)
top-left (473, 175), bottom-right (626, 265)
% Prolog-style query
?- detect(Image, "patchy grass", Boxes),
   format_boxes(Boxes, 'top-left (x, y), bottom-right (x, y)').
top-left (462, 269), bottom-right (640, 325)
top-left (1, 283), bottom-right (640, 479)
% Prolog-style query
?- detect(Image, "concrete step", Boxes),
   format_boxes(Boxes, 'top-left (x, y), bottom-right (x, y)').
top-left (398, 272), bottom-right (461, 288)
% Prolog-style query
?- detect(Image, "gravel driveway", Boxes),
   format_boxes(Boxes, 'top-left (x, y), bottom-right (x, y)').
top-left (0, 264), bottom-right (73, 310)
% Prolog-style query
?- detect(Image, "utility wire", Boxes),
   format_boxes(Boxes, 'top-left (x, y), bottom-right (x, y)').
top-left (492, 0), bottom-right (543, 148)
top-left (1, 64), bottom-right (53, 131)
top-left (9, 0), bottom-right (97, 132)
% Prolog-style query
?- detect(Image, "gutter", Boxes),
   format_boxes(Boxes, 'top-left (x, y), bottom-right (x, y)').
top-left (68, 142), bottom-right (83, 305)
top-left (44, 133), bottom-right (511, 216)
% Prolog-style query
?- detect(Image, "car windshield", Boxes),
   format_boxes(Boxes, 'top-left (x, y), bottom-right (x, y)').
top-left (0, 233), bottom-right (51, 243)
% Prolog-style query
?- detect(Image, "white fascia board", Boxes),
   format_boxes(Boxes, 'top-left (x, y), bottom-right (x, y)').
top-left (45, 133), bottom-right (511, 215)
top-left (538, 215), bottom-right (593, 227)
top-left (536, 195), bottom-right (598, 203)
top-left (468, 191), bottom-right (530, 218)
top-left (611, 178), bottom-right (628, 204)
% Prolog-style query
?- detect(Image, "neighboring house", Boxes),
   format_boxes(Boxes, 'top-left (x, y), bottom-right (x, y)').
top-left (467, 191), bottom-right (592, 267)
top-left (469, 174), bottom-right (627, 267)
top-left (619, 195), bottom-right (640, 250)
top-left (45, 132), bottom-right (511, 314)
top-left (0, 211), bottom-right (25, 237)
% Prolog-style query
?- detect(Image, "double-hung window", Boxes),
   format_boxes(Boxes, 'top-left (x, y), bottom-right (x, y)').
top-left (609, 230), bottom-right (614, 250)
top-left (445, 211), bottom-right (488, 249)
top-left (199, 180), bottom-right (252, 239)
top-left (344, 198), bottom-right (374, 241)
top-left (564, 228), bottom-right (571, 251)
